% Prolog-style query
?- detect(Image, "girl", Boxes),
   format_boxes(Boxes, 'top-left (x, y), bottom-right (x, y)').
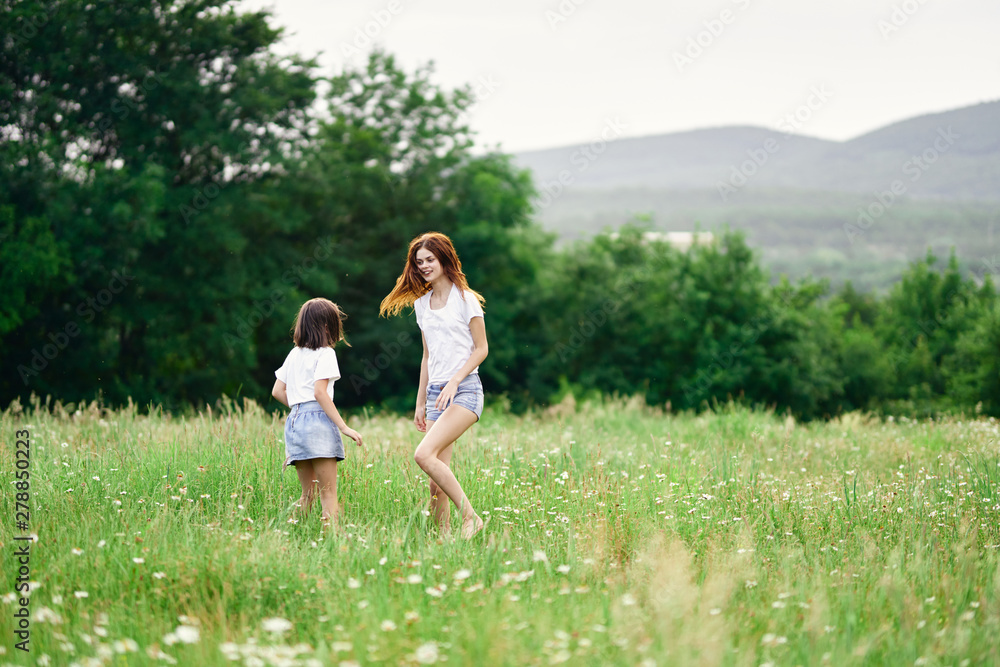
top-left (380, 232), bottom-right (486, 539)
top-left (272, 298), bottom-right (363, 528)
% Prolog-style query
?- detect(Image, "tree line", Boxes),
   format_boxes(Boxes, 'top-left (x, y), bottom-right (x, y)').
top-left (2, 1), bottom-right (997, 419)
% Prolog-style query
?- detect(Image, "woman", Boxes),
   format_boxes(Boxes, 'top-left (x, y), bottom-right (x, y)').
top-left (380, 232), bottom-right (486, 538)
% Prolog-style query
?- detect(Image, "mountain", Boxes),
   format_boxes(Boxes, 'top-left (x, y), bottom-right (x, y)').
top-left (513, 100), bottom-right (1000, 291)
top-left (515, 100), bottom-right (1000, 200)
top-left (514, 126), bottom-right (836, 191)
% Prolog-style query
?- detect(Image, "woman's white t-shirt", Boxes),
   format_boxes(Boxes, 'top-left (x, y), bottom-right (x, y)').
top-left (274, 346), bottom-right (341, 406)
top-left (414, 284), bottom-right (484, 384)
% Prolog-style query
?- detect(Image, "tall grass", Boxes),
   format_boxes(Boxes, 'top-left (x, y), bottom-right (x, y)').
top-left (1, 395), bottom-right (998, 665)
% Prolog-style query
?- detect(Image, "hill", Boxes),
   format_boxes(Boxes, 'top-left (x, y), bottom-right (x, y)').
top-left (516, 100), bottom-right (1000, 199)
top-left (514, 126), bottom-right (837, 190)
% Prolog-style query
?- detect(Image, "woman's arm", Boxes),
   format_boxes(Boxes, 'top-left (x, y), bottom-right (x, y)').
top-left (271, 379), bottom-right (289, 408)
top-left (314, 379), bottom-right (363, 446)
top-left (435, 316), bottom-right (488, 410)
top-left (450, 316), bottom-right (488, 384)
top-left (414, 332), bottom-right (430, 432)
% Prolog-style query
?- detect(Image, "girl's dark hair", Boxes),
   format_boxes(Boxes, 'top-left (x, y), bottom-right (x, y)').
top-left (292, 298), bottom-right (348, 350)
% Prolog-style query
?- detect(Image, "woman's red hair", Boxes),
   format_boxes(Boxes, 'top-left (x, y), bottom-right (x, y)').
top-left (379, 232), bottom-right (485, 317)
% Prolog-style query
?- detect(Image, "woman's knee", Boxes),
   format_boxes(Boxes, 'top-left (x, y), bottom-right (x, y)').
top-left (414, 448), bottom-right (431, 470)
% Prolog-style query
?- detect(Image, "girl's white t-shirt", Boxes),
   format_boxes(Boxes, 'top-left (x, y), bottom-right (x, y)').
top-left (274, 346), bottom-right (341, 406)
top-left (414, 284), bottom-right (484, 384)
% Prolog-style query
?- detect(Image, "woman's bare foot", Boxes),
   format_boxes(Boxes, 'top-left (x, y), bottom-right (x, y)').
top-left (461, 514), bottom-right (484, 539)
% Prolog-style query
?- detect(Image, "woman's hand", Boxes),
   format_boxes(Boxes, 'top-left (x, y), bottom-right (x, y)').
top-left (342, 427), bottom-right (363, 447)
top-left (435, 379), bottom-right (459, 412)
top-left (414, 405), bottom-right (427, 432)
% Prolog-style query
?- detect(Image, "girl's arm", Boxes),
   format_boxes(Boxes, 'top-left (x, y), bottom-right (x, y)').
top-left (314, 379), bottom-right (363, 446)
top-left (435, 317), bottom-right (488, 410)
top-left (271, 379), bottom-right (289, 408)
top-left (414, 332), bottom-right (430, 432)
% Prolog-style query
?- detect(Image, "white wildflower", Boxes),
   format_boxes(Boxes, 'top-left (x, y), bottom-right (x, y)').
top-left (414, 642), bottom-right (439, 664)
top-left (261, 617), bottom-right (293, 634)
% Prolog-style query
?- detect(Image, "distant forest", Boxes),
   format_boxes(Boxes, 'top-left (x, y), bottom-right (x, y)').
top-left (526, 188), bottom-right (999, 292)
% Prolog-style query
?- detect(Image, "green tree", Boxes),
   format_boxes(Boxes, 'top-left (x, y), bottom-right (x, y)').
top-left (944, 280), bottom-right (1000, 415)
top-left (875, 251), bottom-right (992, 413)
top-left (1, 0), bottom-right (317, 407)
top-left (528, 226), bottom-right (847, 419)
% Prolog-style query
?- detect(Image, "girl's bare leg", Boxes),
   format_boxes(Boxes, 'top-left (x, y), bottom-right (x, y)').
top-left (310, 458), bottom-right (340, 526)
top-left (293, 461), bottom-right (318, 517)
top-left (413, 406), bottom-right (483, 539)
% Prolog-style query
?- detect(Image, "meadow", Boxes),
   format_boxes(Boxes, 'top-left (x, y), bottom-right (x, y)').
top-left (1, 394), bottom-right (999, 666)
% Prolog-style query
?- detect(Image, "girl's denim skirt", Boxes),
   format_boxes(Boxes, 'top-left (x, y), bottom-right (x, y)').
top-left (425, 374), bottom-right (484, 422)
top-left (283, 401), bottom-right (345, 467)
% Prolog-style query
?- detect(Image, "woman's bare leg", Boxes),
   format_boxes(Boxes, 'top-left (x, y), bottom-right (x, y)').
top-left (423, 425), bottom-right (454, 533)
top-left (414, 406), bottom-right (483, 538)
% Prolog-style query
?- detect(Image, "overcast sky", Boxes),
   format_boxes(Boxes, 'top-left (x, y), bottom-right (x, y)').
top-left (242, 0), bottom-right (1000, 153)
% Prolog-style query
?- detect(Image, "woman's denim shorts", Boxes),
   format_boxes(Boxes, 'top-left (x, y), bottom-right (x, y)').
top-left (426, 374), bottom-right (484, 422)
top-left (283, 401), bottom-right (345, 467)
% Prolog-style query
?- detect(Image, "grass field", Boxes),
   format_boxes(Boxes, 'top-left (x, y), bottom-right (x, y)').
top-left (2, 395), bottom-right (999, 666)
